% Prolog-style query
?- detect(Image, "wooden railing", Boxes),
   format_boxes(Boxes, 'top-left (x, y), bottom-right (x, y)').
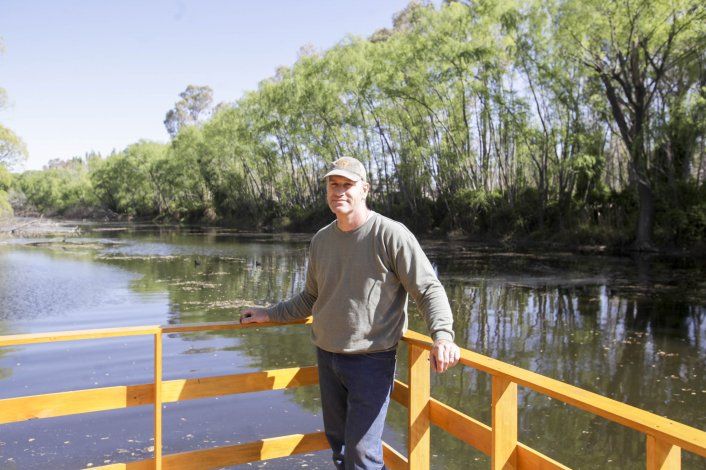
top-left (1, 321), bottom-right (705, 469)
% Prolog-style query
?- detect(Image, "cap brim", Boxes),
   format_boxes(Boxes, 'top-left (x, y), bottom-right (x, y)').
top-left (322, 169), bottom-right (362, 182)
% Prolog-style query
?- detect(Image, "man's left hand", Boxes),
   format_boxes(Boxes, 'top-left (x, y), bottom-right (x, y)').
top-left (431, 339), bottom-right (460, 373)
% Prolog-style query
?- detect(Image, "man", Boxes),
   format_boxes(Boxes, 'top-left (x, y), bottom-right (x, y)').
top-left (240, 156), bottom-right (460, 470)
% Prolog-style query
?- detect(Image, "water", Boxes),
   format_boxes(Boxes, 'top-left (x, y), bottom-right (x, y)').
top-left (0, 225), bottom-right (704, 469)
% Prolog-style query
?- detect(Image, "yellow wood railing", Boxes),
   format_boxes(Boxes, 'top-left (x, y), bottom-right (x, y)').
top-left (1, 321), bottom-right (705, 469)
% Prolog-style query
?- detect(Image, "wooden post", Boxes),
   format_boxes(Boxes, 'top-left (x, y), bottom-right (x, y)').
top-left (492, 375), bottom-right (517, 470)
top-left (154, 332), bottom-right (163, 470)
top-left (408, 344), bottom-right (430, 470)
top-left (647, 435), bottom-right (681, 470)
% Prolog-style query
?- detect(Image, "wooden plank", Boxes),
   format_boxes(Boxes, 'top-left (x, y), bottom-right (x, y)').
top-left (89, 432), bottom-right (329, 470)
top-left (516, 444), bottom-right (571, 470)
top-left (0, 318), bottom-right (314, 347)
top-left (391, 379), bottom-right (409, 408)
top-left (153, 333), bottom-right (162, 470)
top-left (383, 442), bottom-right (409, 470)
top-left (0, 366), bottom-right (319, 424)
top-left (0, 325), bottom-right (160, 347)
top-left (429, 396), bottom-right (491, 455)
top-left (94, 439), bottom-right (409, 470)
top-left (89, 461), bottom-right (153, 470)
top-left (161, 317), bottom-right (312, 334)
top-left (408, 343), bottom-right (431, 470)
top-left (492, 375), bottom-right (517, 470)
top-left (0, 384), bottom-right (154, 424)
top-left (161, 366), bottom-right (319, 402)
top-left (647, 435), bottom-right (681, 470)
top-left (402, 330), bottom-right (706, 458)
top-left (397, 381), bottom-right (569, 469)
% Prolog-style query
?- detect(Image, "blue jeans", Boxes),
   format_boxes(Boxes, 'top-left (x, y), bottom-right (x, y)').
top-left (316, 347), bottom-right (397, 470)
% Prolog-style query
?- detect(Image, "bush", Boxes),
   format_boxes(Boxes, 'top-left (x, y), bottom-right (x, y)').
top-left (655, 182), bottom-right (706, 245)
top-left (16, 162), bottom-right (96, 216)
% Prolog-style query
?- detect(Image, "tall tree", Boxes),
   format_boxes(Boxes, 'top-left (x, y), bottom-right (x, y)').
top-left (557, 0), bottom-right (706, 249)
top-left (164, 85), bottom-right (214, 138)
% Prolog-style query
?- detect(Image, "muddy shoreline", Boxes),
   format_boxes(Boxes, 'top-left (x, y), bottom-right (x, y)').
top-left (0, 217), bottom-right (83, 239)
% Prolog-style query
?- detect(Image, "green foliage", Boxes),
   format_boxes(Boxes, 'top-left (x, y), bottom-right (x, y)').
top-left (16, 158), bottom-right (95, 215)
top-left (164, 85), bottom-right (214, 138)
top-left (654, 183), bottom-right (706, 245)
top-left (0, 164), bottom-right (12, 191)
top-left (156, 127), bottom-right (211, 219)
top-left (0, 124), bottom-right (28, 168)
top-left (0, 166), bottom-right (11, 219)
top-left (8, 1), bottom-right (706, 250)
top-left (90, 141), bottom-right (166, 216)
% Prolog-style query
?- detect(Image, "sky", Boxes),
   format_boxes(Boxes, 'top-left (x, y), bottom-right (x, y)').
top-left (0, 0), bottom-right (413, 170)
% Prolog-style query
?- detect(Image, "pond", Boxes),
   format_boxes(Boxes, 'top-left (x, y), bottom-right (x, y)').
top-left (1, 224), bottom-right (704, 469)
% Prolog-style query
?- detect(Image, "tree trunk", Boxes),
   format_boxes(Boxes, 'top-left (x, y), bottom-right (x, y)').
top-left (634, 178), bottom-right (655, 251)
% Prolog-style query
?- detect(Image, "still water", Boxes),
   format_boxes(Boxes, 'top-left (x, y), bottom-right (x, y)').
top-left (0, 225), bottom-right (704, 469)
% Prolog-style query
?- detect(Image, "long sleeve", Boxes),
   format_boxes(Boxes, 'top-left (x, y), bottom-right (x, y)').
top-left (391, 231), bottom-right (454, 343)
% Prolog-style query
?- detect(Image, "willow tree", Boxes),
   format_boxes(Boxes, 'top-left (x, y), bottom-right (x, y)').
top-left (90, 141), bottom-right (167, 216)
top-left (513, 0), bottom-right (609, 228)
top-left (556, 0), bottom-right (706, 249)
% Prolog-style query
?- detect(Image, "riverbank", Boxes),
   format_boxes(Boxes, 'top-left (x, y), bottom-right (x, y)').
top-left (4, 215), bottom-right (704, 258)
top-left (0, 216), bottom-right (82, 239)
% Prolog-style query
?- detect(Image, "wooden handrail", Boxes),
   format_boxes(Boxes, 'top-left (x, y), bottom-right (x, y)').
top-left (0, 325), bottom-right (161, 347)
top-left (0, 318), bottom-right (314, 348)
top-left (1, 321), bottom-right (705, 470)
top-left (402, 329), bottom-right (706, 459)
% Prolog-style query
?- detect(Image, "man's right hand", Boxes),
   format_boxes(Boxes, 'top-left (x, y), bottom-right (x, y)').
top-left (239, 308), bottom-right (270, 324)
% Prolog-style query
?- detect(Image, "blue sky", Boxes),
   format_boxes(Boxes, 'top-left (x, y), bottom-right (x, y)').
top-left (0, 0), bottom-right (412, 170)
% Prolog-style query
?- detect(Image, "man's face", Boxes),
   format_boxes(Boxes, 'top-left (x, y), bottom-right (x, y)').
top-left (326, 175), bottom-right (369, 216)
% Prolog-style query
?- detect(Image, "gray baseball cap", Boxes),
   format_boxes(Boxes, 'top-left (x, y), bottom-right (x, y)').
top-left (323, 157), bottom-right (367, 182)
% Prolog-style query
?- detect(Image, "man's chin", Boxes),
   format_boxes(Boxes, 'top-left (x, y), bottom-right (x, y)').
top-left (330, 206), bottom-right (351, 216)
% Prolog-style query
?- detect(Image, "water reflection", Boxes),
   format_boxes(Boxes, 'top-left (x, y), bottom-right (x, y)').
top-left (0, 231), bottom-right (704, 469)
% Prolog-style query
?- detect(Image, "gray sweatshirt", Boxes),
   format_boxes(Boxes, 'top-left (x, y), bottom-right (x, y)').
top-left (267, 211), bottom-right (454, 353)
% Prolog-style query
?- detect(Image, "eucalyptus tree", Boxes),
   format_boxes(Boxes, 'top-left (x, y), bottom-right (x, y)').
top-left (164, 85), bottom-right (214, 138)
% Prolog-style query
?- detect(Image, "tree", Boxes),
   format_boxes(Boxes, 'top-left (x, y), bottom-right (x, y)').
top-left (557, 0), bottom-right (706, 249)
top-left (0, 125), bottom-right (28, 169)
top-left (1, 40), bottom-right (29, 170)
top-left (164, 85), bottom-right (214, 138)
top-left (90, 141), bottom-right (166, 215)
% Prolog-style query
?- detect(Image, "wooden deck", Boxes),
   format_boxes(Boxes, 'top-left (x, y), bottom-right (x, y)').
top-left (1, 320), bottom-right (705, 469)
